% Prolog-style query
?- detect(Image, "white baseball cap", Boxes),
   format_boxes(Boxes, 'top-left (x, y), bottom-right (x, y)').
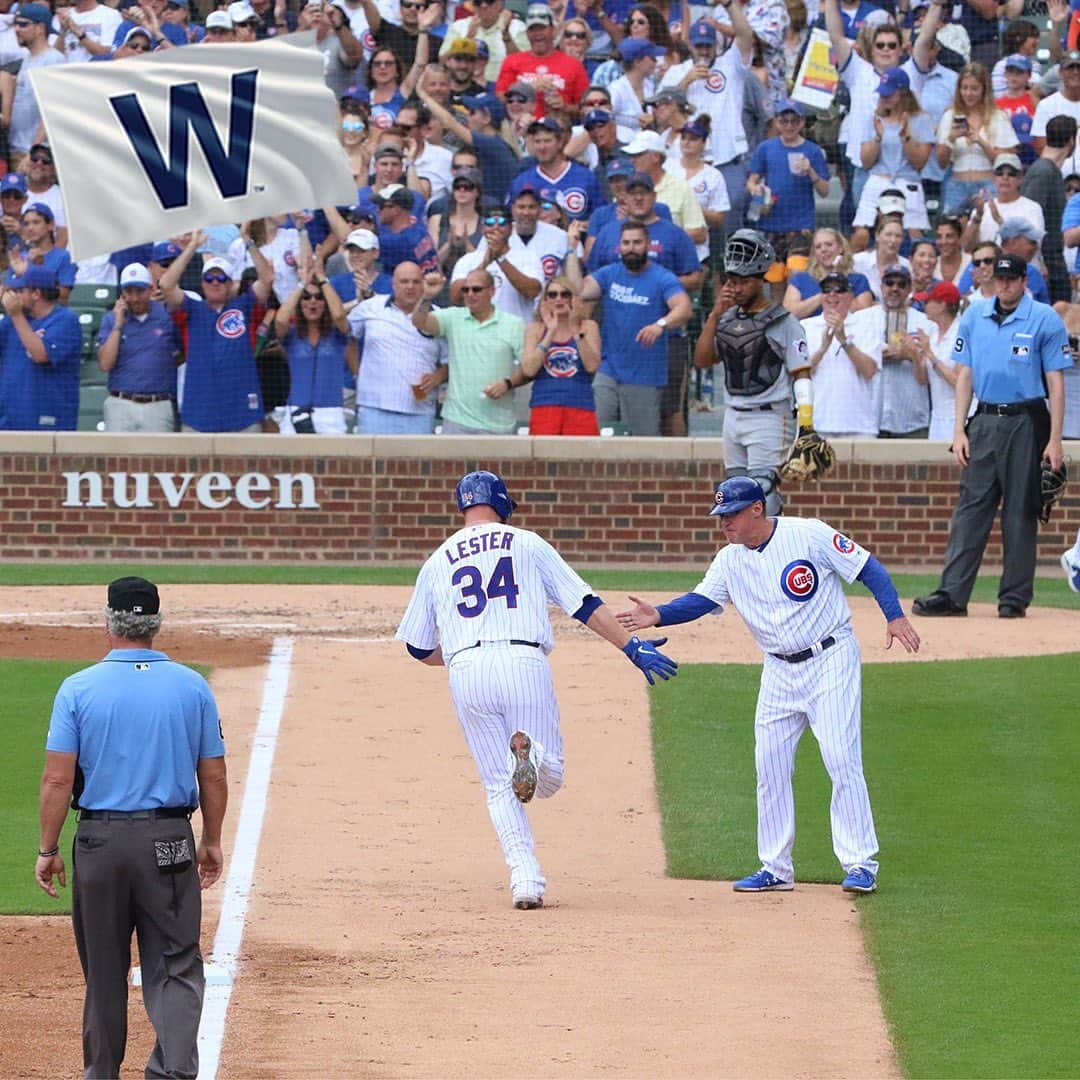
top-left (345, 228), bottom-right (379, 250)
top-left (206, 10), bottom-right (234, 29)
top-left (202, 256), bottom-right (234, 278)
top-left (228, 1), bottom-right (258, 22)
top-left (120, 262), bottom-right (152, 288)
top-left (622, 130), bottom-right (668, 158)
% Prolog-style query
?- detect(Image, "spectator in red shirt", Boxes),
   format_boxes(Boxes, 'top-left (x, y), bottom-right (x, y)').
top-left (996, 54), bottom-right (1037, 166)
top-left (496, 3), bottom-right (589, 118)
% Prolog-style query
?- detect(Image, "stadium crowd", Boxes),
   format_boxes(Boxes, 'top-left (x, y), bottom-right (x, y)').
top-left (0, 0), bottom-right (1079, 444)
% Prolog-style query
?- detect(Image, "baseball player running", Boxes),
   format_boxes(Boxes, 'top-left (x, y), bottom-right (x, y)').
top-left (694, 230), bottom-right (829, 515)
top-left (396, 470), bottom-right (678, 910)
top-left (617, 476), bottom-right (920, 894)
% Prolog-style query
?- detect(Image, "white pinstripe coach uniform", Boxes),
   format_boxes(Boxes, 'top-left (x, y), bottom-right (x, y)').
top-left (396, 522), bottom-right (594, 902)
top-left (693, 516), bottom-right (880, 883)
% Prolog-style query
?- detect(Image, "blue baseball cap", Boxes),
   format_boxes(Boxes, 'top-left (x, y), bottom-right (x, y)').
top-left (688, 18), bottom-right (717, 44)
top-left (461, 92), bottom-right (506, 123)
top-left (527, 116), bottom-right (564, 135)
top-left (11, 264), bottom-right (58, 290)
top-left (340, 84), bottom-right (369, 105)
top-left (1004, 53), bottom-right (1033, 72)
top-left (23, 201), bottom-right (54, 222)
top-left (475, 39), bottom-right (489, 59)
top-left (625, 171), bottom-right (655, 191)
top-left (584, 108), bottom-right (614, 128)
top-left (0, 173), bottom-right (27, 195)
top-left (876, 67), bottom-right (910, 95)
top-left (708, 476), bottom-right (766, 516)
top-left (619, 37), bottom-right (666, 62)
top-left (775, 98), bottom-right (805, 117)
top-left (151, 240), bottom-right (182, 264)
top-left (605, 156), bottom-right (634, 180)
top-left (16, 2), bottom-right (52, 25)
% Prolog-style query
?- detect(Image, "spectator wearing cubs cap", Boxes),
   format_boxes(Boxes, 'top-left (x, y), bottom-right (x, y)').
top-left (995, 53), bottom-right (1037, 165)
top-left (0, 264), bottom-right (82, 431)
top-left (429, 169), bottom-right (484, 281)
top-left (97, 264), bottom-right (181, 433)
top-left (509, 117), bottom-right (603, 222)
top-left (0, 174), bottom-right (28, 255)
top-left (508, 184), bottom-right (570, 289)
top-left (6, 202), bottom-right (76, 302)
top-left (607, 37), bottom-right (666, 131)
top-left (357, 144), bottom-right (426, 218)
top-left (374, 183), bottom-right (439, 275)
top-left (495, 4), bottom-right (590, 118)
top-left (157, 229), bottom-right (275, 433)
top-left (657, 13), bottom-right (754, 230)
top-left (874, 263), bottom-right (934, 440)
top-left (590, 4), bottom-right (672, 89)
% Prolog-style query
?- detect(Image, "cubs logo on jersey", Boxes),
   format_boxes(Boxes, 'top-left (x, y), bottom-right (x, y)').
top-left (780, 559), bottom-right (818, 602)
top-left (541, 254), bottom-right (561, 279)
top-left (544, 344), bottom-right (580, 379)
top-left (560, 188), bottom-right (588, 216)
top-left (216, 309), bottom-right (246, 339)
top-left (705, 71), bottom-right (727, 93)
top-left (832, 533), bottom-right (856, 554)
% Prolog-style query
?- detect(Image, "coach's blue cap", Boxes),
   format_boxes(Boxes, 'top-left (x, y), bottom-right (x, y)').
top-left (151, 240), bottom-right (182, 264)
top-left (0, 173), bottom-right (27, 195)
top-left (10, 263), bottom-right (58, 290)
top-left (708, 476), bottom-right (766, 516)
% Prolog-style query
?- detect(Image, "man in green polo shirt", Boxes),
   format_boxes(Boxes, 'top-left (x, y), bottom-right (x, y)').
top-left (413, 268), bottom-right (527, 434)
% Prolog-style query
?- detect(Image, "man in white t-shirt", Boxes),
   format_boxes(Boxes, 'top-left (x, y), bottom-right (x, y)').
top-left (22, 143), bottom-right (68, 246)
top-left (3, 4), bottom-right (66, 158)
top-left (804, 272), bottom-right (883, 438)
top-left (450, 206), bottom-right (543, 323)
top-left (1031, 51), bottom-right (1080, 155)
top-left (55, 0), bottom-right (122, 61)
top-left (398, 100), bottom-right (453, 206)
top-left (658, 14), bottom-right (752, 229)
top-left (964, 153), bottom-right (1045, 248)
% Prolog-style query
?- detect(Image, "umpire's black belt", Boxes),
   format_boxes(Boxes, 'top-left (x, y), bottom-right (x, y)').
top-left (772, 635), bottom-right (836, 663)
top-left (731, 402), bottom-right (776, 412)
top-left (975, 399), bottom-right (1045, 418)
top-left (461, 639), bottom-right (541, 651)
top-left (79, 807), bottom-right (192, 822)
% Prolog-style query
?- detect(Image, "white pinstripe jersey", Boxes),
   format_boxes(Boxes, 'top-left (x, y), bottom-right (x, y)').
top-left (693, 517), bottom-right (871, 655)
top-left (396, 523), bottom-right (594, 660)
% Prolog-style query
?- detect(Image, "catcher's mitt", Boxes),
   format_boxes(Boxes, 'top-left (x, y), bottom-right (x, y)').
top-left (779, 428), bottom-right (836, 483)
top-left (1040, 462), bottom-right (1067, 525)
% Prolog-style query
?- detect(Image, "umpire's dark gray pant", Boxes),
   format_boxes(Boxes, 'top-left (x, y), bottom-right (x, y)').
top-left (72, 815), bottom-right (204, 1080)
top-left (938, 410), bottom-right (1043, 609)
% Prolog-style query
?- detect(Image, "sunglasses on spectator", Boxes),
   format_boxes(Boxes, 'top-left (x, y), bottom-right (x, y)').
top-left (1, 190), bottom-right (25, 199)
top-left (483, 215), bottom-right (509, 226)
top-left (563, 29), bottom-right (587, 38)
top-left (342, 118), bottom-right (365, 131)
top-left (505, 93), bottom-right (529, 103)
top-left (127, 41), bottom-right (151, 51)
top-left (460, 284), bottom-right (489, 293)
top-left (13, 18), bottom-right (32, 26)
top-left (630, 15), bottom-right (649, 23)
top-left (995, 167), bottom-right (1020, 176)
top-left (302, 292), bottom-right (325, 300)
top-left (203, 273), bottom-right (229, 284)
top-left (882, 277), bottom-right (908, 286)
top-left (874, 40), bottom-right (901, 49)
top-left (583, 98), bottom-right (609, 108)
top-left (777, 115), bottom-right (801, 124)
top-left (972, 256), bottom-right (996, 266)
top-left (29, 154), bottom-right (52, 164)
top-left (371, 58), bottom-right (396, 66)
top-left (821, 285), bottom-right (849, 294)
top-left (546, 289), bottom-right (573, 299)
top-left (540, 200), bottom-right (556, 210)
top-left (453, 180), bottom-right (477, 189)
top-left (584, 118), bottom-right (610, 130)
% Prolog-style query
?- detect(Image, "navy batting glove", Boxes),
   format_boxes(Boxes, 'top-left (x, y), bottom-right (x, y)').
top-left (623, 636), bottom-right (679, 685)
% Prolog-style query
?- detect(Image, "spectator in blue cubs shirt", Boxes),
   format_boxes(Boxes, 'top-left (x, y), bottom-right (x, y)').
top-left (161, 0), bottom-right (206, 44)
top-left (5, 203), bottom-right (76, 302)
top-left (566, 218), bottom-right (692, 437)
top-left (746, 99), bottom-right (830, 241)
top-left (97, 263), bottom-right (181, 433)
top-left (356, 145), bottom-right (426, 218)
top-left (158, 231), bottom-right (275, 433)
top-left (813, 0), bottom-right (886, 39)
top-left (0, 265), bottom-right (82, 431)
top-left (510, 117), bottom-right (604, 221)
top-left (374, 184), bottom-right (439, 275)
top-left (330, 229), bottom-right (391, 305)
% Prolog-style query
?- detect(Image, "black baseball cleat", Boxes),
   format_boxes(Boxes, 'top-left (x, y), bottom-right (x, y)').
top-left (998, 604), bottom-right (1026, 619)
top-left (912, 591), bottom-right (967, 617)
top-left (509, 731), bottom-right (538, 803)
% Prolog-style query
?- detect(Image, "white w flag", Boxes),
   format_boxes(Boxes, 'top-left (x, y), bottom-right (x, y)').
top-left (30, 34), bottom-right (356, 260)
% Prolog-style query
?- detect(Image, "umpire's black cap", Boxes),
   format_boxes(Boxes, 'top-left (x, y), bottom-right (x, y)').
top-left (993, 254), bottom-right (1027, 279)
top-left (108, 576), bottom-right (160, 615)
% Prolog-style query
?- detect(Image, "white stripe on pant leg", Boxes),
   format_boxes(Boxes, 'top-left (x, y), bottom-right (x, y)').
top-left (196, 636), bottom-right (294, 1080)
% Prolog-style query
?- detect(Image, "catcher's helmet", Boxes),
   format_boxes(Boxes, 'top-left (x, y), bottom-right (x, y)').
top-left (455, 470), bottom-right (518, 520)
top-left (708, 476), bottom-right (766, 516)
top-left (723, 229), bottom-right (776, 278)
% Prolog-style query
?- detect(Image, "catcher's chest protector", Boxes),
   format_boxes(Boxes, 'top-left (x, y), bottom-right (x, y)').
top-left (713, 304), bottom-right (788, 397)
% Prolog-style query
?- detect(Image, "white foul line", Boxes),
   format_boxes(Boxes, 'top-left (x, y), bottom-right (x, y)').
top-left (196, 635), bottom-right (294, 1079)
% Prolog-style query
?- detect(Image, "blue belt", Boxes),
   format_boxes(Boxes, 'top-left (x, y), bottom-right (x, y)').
top-left (772, 635), bottom-right (836, 663)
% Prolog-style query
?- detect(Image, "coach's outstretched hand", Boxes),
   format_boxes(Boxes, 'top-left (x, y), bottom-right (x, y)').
top-left (623, 636), bottom-right (679, 685)
top-left (616, 594), bottom-right (660, 632)
top-left (885, 616), bottom-right (921, 654)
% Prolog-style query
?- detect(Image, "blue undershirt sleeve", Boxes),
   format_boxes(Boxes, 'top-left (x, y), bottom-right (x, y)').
top-left (856, 555), bottom-right (904, 622)
top-left (656, 592), bottom-right (720, 626)
top-left (406, 643), bottom-right (436, 661)
top-left (572, 594), bottom-right (604, 623)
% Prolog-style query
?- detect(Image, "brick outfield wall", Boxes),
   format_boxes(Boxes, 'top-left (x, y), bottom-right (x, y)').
top-left (0, 439), bottom-right (1076, 567)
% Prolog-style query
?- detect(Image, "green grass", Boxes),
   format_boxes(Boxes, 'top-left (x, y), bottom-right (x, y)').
top-left (650, 654), bottom-right (1080, 1078)
top-left (0, 659), bottom-right (88, 914)
top-left (0, 564), bottom-right (1077, 609)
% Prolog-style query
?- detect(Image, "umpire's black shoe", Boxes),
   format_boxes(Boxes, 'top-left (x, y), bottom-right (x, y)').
top-left (998, 604), bottom-right (1026, 619)
top-left (912, 591), bottom-right (967, 617)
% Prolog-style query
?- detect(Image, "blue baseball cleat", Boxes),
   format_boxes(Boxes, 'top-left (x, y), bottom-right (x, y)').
top-left (841, 867), bottom-right (877, 893)
top-left (732, 868), bottom-right (793, 892)
top-left (1061, 552), bottom-right (1080, 594)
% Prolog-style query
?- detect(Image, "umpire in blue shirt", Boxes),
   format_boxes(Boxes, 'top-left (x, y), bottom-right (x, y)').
top-left (914, 255), bottom-right (1071, 618)
top-left (36, 577), bottom-right (228, 1079)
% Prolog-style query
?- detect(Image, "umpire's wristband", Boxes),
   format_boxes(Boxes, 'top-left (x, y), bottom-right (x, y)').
top-left (38, 847), bottom-right (59, 858)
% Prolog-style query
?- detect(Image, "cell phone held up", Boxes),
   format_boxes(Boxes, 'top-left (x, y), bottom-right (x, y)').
top-left (953, 114), bottom-right (968, 131)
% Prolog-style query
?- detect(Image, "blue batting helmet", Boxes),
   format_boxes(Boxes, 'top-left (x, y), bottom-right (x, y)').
top-left (455, 470), bottom-right (517, 520)
top-left (708, 476), bottom-right (766, 516)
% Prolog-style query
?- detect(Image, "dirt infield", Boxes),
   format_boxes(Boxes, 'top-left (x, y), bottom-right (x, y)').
top-left (3, 586), bottom-right (1076, 1078)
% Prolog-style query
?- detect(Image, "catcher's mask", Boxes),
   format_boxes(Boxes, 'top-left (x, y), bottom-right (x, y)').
top-left (709, 477), bottom-right (767, 516)
top-left (723, 229), bottom-right (776, 278)
top-left (455, 470), bottom-right (518, 521)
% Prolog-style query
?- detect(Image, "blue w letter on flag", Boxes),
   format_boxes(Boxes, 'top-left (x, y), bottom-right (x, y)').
top-left (110, 70), bottom-right (259, 210)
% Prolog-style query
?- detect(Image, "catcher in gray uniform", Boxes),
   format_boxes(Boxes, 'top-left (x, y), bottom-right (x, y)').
top-left (695, 229), bottom-right (833, 514)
